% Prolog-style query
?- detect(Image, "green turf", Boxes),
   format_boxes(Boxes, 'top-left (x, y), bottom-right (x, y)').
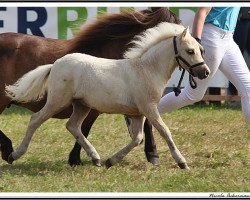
top-left (0, 104), bottom-right (249, 192)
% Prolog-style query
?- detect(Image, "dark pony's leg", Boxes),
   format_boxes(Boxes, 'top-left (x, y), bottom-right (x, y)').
top-left (144, 119), bottom-right (159, 165)
top-left (0, 130), bottom-right (14, 163)
top-left (0, 96), bottom-right (14, 163)
top-left (68, 109), bottom-right (100, 166)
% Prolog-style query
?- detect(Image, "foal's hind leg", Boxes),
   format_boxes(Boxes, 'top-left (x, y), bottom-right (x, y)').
top-left (105, 115), bottom-right (145, 168)
top-left (66, 100), bottom-right (101, 167)
top-left (8, 99), bottom-right (72, 164)
top-left (68, 109), bottom-right (100, 166)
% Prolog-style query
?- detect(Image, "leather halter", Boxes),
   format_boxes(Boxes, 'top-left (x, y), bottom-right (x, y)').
top-left (172, 36), bottom-right (205, 96)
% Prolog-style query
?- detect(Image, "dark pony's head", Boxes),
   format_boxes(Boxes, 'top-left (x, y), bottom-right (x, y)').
top-left (65, 7), bottom-right (181, 58)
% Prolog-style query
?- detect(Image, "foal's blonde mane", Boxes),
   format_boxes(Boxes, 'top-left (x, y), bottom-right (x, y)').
top-left (124, 22), bottom-right (185, 59)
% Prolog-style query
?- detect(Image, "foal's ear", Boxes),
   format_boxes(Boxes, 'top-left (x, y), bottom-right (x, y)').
top-left (181, 27), bottom-right (190, 40)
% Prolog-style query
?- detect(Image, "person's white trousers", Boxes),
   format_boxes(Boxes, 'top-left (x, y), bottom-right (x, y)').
top-left (158, 23), bottom-right (250, 127)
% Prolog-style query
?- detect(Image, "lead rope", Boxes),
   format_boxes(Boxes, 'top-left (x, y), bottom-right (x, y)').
top-left (189, 74), bottom-right (197, 89)
top-left (173, 68), bottom-right (185, 96)
top-left (173, 69), bottom-right (198, 96)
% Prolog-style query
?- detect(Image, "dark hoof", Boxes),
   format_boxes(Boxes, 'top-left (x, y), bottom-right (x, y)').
top-left (92, 159), bottom-right (101, 167)
top-left (178, 162), bottom-right (190, 170)
top-left (0, 130), bottom-right (14, 162)
top-left (7, 153), bottom-right (14, 164)
top-left (148, 156), bottom-right (160, 166)
top-left (146, 152), bottom-right (160, 165)
top-left (105, 159), bottom-right (113, 169)
top-left (68, 154), bottom-right (83, 167)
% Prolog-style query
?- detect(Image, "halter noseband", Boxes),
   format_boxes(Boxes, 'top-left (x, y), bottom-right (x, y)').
top-left (172, 36), bottom-right (205, 96)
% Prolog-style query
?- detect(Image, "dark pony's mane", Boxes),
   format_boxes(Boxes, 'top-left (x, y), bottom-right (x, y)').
top-left (65, 8), bottom-right (181, 55)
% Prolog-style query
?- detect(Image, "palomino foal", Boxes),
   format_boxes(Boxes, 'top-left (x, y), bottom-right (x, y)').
top-left (6, 22), bottom-right (210, 169)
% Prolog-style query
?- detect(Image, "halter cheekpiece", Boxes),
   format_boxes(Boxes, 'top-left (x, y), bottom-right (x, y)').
top-left (172, 36), bottom-right (205, 96)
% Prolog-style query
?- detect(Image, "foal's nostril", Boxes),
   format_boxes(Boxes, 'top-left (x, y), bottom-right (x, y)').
top-left (205, 70), bottom-right (210, 77)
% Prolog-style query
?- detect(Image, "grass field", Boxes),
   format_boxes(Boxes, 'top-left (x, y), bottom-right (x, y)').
top-left (0, 104), bottom-right (249, 193)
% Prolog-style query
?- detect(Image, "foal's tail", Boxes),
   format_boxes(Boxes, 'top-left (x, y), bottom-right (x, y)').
top-left (5, 64), bottom-right (53, 103)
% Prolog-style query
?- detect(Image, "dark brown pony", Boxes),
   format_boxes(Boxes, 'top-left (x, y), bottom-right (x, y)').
top-left (0, 8), bottom-right (180, 166)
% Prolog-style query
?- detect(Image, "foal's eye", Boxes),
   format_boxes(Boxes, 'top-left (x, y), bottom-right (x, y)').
top-left (186, 49), bottom-right (194, 55)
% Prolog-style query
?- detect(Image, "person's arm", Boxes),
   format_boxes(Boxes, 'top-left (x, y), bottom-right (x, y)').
top-left (192, 7), bottom-right (212, 41)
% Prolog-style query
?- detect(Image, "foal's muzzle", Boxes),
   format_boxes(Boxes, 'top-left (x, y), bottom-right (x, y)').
top-left (190, 64), bottom-right (210, 80)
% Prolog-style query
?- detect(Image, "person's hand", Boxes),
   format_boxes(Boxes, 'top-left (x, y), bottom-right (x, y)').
top-left (194, 37), bottom-right (201, 44)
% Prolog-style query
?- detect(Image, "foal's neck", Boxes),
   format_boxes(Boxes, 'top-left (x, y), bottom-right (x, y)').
top-left (141, 39), bottom-right (177, 85)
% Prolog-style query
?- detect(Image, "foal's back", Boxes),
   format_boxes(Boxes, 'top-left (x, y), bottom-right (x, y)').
top-left (49, 53), bottom-right (139, 115)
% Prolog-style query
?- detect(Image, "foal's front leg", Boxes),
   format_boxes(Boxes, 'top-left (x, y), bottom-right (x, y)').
top-left (143, 105), bottom-right (189, 169)
top-left (105, 115), bottom-right (145, 168)
top-left (124, 116), bottom-right (159, 165)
